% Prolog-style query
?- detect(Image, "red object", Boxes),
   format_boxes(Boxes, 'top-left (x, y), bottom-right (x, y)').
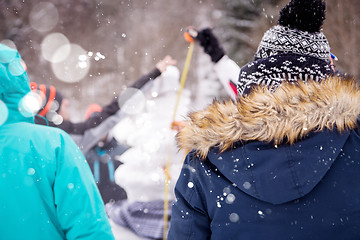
top-left (229, 81), bottom-right (238, 96)
top-left (84, 103), bottom-right (103, 119)
top-left (184, 32), bottom-right (194, 43)
top-left (30, 82), bottom-right (57, 117)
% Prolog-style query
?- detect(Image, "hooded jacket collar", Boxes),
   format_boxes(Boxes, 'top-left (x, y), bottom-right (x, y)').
top-left (0, 44), bottom-right (33, 125)
top-left (177, 76), bottom-right (360, 204)
top-left (178, 76), bottom-right (360, 157)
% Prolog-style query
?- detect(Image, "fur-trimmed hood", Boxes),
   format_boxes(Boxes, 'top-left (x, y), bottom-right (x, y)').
top-left (177, 75), bottom-right (360, 204)
top-left (178, 75), bottom-right (360, 158)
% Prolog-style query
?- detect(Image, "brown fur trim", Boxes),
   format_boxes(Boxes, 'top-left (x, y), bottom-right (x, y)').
top-left (177, 76), bottom-right (360, 159)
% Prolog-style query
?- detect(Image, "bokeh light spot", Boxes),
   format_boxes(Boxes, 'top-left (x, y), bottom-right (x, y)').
top-left (52, 114), bottom-right (64, 125)
top-left (229, 213), bottom-right (239, 222)
top-left (41, 33), bottom-right (70, 63)
top-left (51, 44), bottom-right (90, 83)
top-left (243, 181), bottom-right (251, 190)
top-left (8, 59), bottom-right (26, 76)
top-left (18, 92), bottom-right (43, 118)
top-left (225, 193), bottom-right (236, 204)
top-left (0, 39), bottom-right (17, 50)
top-left (29, 2), bottom-right (59, 32)
top-left (223, 187), bottom-right (231, 195)
top-left (27, 168), bottom-right (35, 175)
top-left (0, 43), bottom-right (17, 64)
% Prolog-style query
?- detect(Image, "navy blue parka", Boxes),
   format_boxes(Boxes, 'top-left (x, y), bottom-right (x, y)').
top-left (168, 76), bottom-right (360, 240)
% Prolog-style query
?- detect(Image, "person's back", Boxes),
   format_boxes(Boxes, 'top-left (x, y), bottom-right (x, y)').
top-left (0, 44), bottom-right (114, 239)
top-left (168, 0), bottom-right (360, 239)
top-left (169, 75), bottom-right (360, 240)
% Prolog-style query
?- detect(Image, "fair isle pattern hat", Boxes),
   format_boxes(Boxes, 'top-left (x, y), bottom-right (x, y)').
top-left (238, 53), bottom-right (332, 95)
top-left (237, 0), bottom-right (333, 96)
top-left (254, 25), bottom-right (330, 64)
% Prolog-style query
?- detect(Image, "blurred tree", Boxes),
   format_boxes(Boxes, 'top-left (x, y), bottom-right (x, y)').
top-left (324, 0), bottom-right (359, 78)
top-left (217, 0), bottom-right (359, 79)
top-left (0, 0), bottom-right (220, 119)
top-left (216, 0), bottom-right (283, 66)
top-left (1, 0), bottom-right (358, 118)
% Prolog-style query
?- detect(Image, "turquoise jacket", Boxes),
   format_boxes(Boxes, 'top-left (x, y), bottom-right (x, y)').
top-left (0, 44), bottom-right (115, 240)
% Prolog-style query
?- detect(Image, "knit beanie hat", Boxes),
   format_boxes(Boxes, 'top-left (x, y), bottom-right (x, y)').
top-left (237, 0), bottom-right (333, 96)
top-left (30, 82), bottom-right (63, 117)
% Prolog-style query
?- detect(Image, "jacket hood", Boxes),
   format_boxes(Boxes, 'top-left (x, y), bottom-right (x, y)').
top-left (177, 75), bottom-right (360, 204)
top-left (0, 44), bottom-right (33, 125)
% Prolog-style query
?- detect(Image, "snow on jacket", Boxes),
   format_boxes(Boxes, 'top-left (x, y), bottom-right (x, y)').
top-left (168, 75), bottom-right (360, 240)
top-left (0, 44), bottom-right (114, 240)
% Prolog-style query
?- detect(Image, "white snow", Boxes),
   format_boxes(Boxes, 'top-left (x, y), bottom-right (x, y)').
top-left (111, 65), bottom-right (191, 203)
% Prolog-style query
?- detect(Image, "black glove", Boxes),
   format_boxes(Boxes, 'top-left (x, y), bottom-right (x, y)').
top-left (196, 28), bottom-right (225, 63)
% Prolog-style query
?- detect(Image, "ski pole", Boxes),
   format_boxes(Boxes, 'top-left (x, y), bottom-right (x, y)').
top-left (163, 29), bottom-right (195, 240)
top-left (171, 32), bottom-right (195, 121)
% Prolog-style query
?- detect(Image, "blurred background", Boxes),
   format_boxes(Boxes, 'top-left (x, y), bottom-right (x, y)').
top-left (1, 0), bottom-right (359, 120)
